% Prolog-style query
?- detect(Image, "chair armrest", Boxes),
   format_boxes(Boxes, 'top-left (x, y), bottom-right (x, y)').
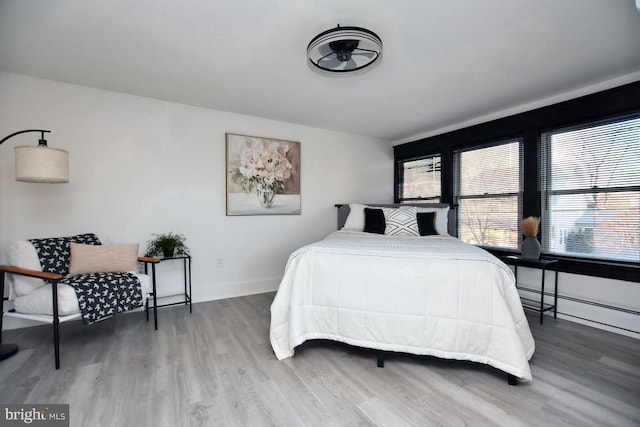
top-left (0, 265), bottom-right (63, 281)
top-left (137, 256), bottom-right (160, 264)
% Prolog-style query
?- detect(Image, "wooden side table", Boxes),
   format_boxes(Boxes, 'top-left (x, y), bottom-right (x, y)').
top-left (501, 255), bottom-right (559, 324)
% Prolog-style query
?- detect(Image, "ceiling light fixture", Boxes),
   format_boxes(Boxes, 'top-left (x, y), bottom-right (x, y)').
top-left (307, 25), bottom-right (383, 76)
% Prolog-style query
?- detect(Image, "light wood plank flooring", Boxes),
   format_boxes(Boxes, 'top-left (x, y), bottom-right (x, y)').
top-left (1, 292), bottom-right (638, 426)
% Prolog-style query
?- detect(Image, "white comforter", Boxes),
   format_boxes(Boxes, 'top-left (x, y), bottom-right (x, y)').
top-left (270, 231), bottom-right (535, 381)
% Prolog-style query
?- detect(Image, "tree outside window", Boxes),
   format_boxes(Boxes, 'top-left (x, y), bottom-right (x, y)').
top-left (542, 115), bottom-right (640, 262)
top-left (455, 140), bottom-right (522, 249)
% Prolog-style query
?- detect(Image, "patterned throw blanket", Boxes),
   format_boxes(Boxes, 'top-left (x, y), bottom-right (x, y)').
top-left (60, 272), bottom-right (142, 324)
top-left (30, 233), bottom-right (101, 276)
top-left (29, 234), bottom-right (142, 325)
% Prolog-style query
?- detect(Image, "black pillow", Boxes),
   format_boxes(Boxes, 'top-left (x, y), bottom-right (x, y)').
top-left (363, 208), bottom-right (386, 234)
top-left (417, 212), bottom-right (438, 236)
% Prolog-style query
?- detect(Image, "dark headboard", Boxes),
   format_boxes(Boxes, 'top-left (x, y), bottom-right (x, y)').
top-left (335, 203), bottom-right (457, 237)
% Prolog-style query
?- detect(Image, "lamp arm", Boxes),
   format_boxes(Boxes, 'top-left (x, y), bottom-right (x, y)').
top-left (0, 129), bottom-right (51, 146)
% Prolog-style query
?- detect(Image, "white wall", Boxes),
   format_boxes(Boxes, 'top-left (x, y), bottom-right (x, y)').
top-left (0, 72), bottom-right (393, 328)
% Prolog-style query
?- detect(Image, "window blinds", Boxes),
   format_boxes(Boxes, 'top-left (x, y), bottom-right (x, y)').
top-left (455, 140), bottom-right (523, 248)
top-left (540, 114), bottom-right (640, 262)
top-left (399, 155), bottom-right (441, 202)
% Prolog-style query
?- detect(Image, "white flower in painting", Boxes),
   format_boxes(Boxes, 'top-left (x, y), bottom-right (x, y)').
top-left (230, 138), bottom-right (295, 194)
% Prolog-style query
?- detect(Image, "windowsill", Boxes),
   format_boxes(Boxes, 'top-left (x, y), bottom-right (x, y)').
top-left (484, 247), bottom-right (639, 283)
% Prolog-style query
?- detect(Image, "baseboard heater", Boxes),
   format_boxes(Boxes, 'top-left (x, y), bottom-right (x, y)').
top-left (520, 287), bottom-right (639, 335)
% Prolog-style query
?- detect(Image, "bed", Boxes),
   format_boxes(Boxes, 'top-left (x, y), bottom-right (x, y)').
top-left (269, 203), bottom-right (535, 383)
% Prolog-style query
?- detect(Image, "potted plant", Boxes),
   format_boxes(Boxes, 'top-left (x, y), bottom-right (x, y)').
top-left (145, 232), bottom-right (190, 258)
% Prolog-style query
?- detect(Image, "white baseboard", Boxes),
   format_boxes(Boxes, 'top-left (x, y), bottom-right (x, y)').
top-left (192, 276), bottom-right (281, 303)
top-left (556, 313), bottom-right (640, 340)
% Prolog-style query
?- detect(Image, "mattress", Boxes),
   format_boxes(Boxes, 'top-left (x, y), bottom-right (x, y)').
top-left (270, 231), bottom-right (535, 381)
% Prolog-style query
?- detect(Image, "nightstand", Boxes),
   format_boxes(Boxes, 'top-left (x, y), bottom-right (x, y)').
top-left (501, 255), bottom-right (559, 324)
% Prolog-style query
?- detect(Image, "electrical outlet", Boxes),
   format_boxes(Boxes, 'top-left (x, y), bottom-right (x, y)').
top-left (216, 257), bottom-right (223, 268)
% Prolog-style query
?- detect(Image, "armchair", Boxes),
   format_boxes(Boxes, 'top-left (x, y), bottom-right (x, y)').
top-left (0, 233), bottom-right (159, 369)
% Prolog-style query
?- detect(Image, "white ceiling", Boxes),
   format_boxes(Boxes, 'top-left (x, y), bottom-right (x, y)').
top-left (1, 0), bottom-right (639, 142)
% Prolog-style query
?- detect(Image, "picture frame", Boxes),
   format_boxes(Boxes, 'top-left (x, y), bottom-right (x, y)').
top-left (226, 133), bottom-right (301, 216)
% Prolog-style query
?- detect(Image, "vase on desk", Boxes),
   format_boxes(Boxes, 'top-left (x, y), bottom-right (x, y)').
top-left (521, 237), bottom-right (541, 260)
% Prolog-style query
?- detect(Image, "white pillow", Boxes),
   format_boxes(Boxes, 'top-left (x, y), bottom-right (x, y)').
top-left (8, 240), bottom-right (46, 297)
top-left (383, 207), bottom-right (419, 236)
top-left (416, 206), bottom-right (450, 235)
top-left (342, 204), bottom-right (370, 231)
top-left (13, 283), bottom-right (80, 316)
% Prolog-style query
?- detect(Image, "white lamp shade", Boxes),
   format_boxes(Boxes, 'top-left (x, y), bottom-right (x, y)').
top-left (15, 145), bottom-right (69, 183)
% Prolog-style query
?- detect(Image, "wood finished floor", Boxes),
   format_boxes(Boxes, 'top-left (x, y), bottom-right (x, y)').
top-left (1, 292), bottom-right (638, 427)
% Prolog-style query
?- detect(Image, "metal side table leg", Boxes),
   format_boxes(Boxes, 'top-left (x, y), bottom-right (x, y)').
top-left (188, 256), bottom-right (192, 314)
top-left (540, 264), bottom-right (547, 325)
top-left (554, 265), bottom-right (559, 319)
top-left (152, 263), bottom-right (158, 330)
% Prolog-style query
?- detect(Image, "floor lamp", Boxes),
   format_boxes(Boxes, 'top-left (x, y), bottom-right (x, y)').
top-left (0, 129), bottom-right (69, 361)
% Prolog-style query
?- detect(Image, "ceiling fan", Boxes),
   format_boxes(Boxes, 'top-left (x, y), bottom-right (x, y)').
top-left (307, 25), bottom-right (383, 76)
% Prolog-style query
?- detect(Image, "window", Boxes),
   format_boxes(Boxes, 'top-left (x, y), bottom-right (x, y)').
top-left (454, 140), bottom-right (523, 249)
top-left (397, 155), bottom-right (441, 203)
top-left (394, 81), bottom-right (640, 281)
top-left (541, 115), bottom-right (640, 263)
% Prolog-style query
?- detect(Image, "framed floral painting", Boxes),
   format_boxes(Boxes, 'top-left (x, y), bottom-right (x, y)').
top-left (226, 133), bottom-right (301, 215)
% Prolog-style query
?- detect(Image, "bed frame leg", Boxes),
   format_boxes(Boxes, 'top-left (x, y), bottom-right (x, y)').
top-left (507, 374), bottom-right (518, 386)
top-left (376, 352), bottom-right (385, 368)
